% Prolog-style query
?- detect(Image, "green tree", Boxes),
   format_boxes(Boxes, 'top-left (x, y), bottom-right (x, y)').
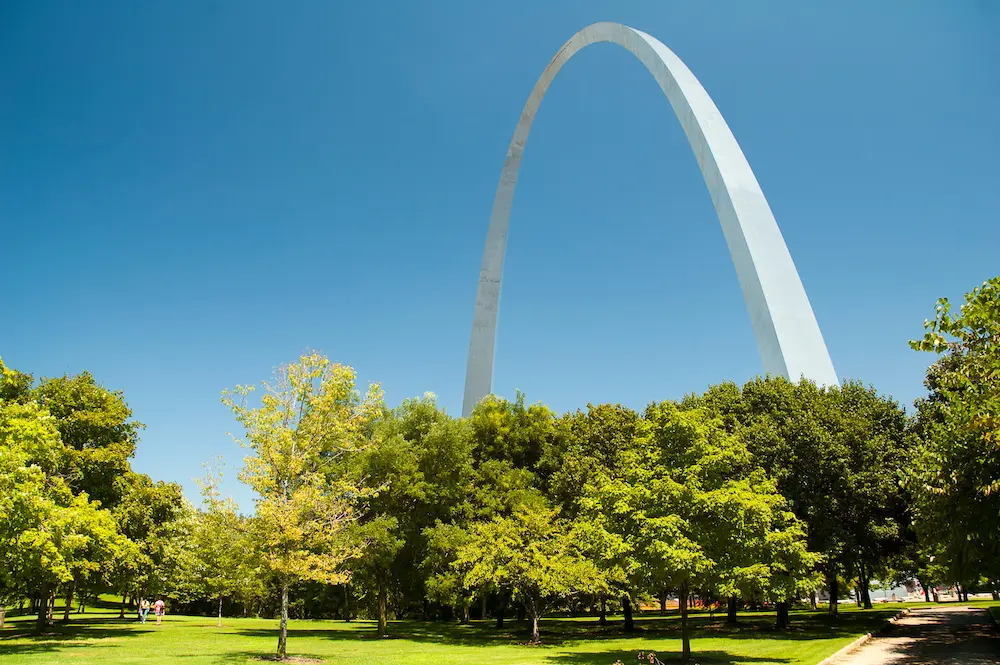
top-left (829, 382), bottom-right (914, 609)
top-left (0, 360), bottom-right (185, 621)
top-left (110, 471), bottom-right (187, 613)
top-left (347, 407), bottom-right (420, 634)
top-left (583, 402), bottom-right (816, 660)
top-left (910, 276), bottom-right (1000, 586)
top-left (422, 521), bottom-right (476, 623)
top-left (691, 378), bottom-right (911, 615)
top-left (0, 358), bottom-right (33, 403)
top-left (223, 352), bottom-right (382, 659)
top-left (456, 504), bottom-right (602, 643)
top-left (0, 398), bottom-right (136, 629)
top-left (33, 370), bottom-right (143, 510)
top-left (0, 399), bottom-right (65, 626)
top-left (0, 386), bottom-right (142, 628)
top-left (541, 403), bottom-right (640, 627)
top-left (193, 464), bottom-right (250, 626)
top-left (348, 395), bottom-right (478, 629)
top-left (347, 515), bottom-right (404, 636)
top-left (468, 392), bottom-right (559, 473)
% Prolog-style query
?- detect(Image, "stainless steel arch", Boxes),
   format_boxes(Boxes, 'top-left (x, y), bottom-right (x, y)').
top-left (462, 22), bottom-right (837, 417)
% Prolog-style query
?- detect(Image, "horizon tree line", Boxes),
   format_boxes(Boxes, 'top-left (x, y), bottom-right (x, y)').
top-left (1, 275), bottom-right (997, 662)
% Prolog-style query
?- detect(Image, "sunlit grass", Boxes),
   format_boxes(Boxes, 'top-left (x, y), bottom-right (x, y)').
top-left (1, 598), bottom-right (982, 665)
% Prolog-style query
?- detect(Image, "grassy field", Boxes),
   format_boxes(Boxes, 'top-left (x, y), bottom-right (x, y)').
top-left (1, 599), bottom-right (988, 665)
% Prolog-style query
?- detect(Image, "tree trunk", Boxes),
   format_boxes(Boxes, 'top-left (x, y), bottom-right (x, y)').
top-left (422, 597), bottom-right (428, 621)
top-left (857, 561), bottom-right (872, 609)
top-left (810, 590), bottom-right (817, 610)
top-left (0, 606), bottom-right (6, 629)
top-left (47, 590), bottom-right (55, 621)
top-left (119, 593), bottom-right (127, 619)
top-left (622, 594), bottom-right (634, 632)
top-left (460, 601), bottom-right (470, 625)
top-left (36, 584), bottom-right (52, 630)
top-left (377, 578), bottom-right (388, 637)
top-left (496, 594), bottom-right (506, 629)
top-left (277, 580), bottom-right (289, 660)
top-left (679, 583), bottom-right (691, 661)
top-left (63, 583), bottom-right (74, 622)
top-left (919, 579), bottom-right (931, 602)
top-left (218, 595), bottom-right (223, 627)
top-left (828, 568), bottom-right (839, 616)
top-left (599, 594), bottom-right (607, 625)
top-left (527, 598), bottom-right (540, 644)
top-left (345, 583), bottom-right (352, 622)
top-left (660, 589), bottom-right (668, 615)
top-left (727, 595), bottom-right (739, 625)
top-left (481, 592), bottom-right (488, 620)
top-left (775, 600), bottom-right (789, 629)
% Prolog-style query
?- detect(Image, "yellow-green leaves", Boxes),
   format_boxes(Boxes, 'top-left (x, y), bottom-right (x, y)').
top-left (223, 353), bottom-right (383, 584)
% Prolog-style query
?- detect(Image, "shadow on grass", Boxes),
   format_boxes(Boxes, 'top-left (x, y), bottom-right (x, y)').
top-left (0, 616), bottom-right (145, 658)
top-left (545, 650), bottom-right (792, 665)
top-left (210, 651), bottom-right (328, 664)
top-left (229, 609), bottom-right (897, 649)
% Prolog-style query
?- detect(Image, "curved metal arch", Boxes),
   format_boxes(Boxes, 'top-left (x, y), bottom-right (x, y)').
top-left (462, 22), bottom-right (837, 417)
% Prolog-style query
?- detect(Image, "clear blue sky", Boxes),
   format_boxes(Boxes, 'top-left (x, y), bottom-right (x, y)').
top-left (3, 1), bottom-right (998, 509)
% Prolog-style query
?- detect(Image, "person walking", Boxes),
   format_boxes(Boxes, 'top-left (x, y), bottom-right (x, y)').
top-left (153, 598), bottom-right (165, 626)
top-left (140, 599), bottom-right (150, 624)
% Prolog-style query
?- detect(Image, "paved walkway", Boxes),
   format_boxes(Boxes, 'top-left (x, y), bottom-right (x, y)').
top-left (831, 604), bottom-right (1000, 665)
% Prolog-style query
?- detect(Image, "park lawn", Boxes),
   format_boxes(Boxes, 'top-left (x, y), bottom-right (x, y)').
top-left (0, 601), bottom-right (937, 665)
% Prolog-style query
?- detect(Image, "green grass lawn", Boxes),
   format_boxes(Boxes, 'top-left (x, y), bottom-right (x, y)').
top-left (0, 599), bottom-right (976, 665)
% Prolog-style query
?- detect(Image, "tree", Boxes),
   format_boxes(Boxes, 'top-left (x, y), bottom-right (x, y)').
top-left (0, 360), bottom-right (186, 622)
top-left (422, 522), bottom-right (475, 623)
top-left (0, 396), bottom-right (137, 629)
top-left (347, 407), bottom-right (420, 634)
top-left (223, 353), bottom-right (382, 660)
top-left (347, 516), bottom-right (404, 636)
top-left (828, 382), bottom-right (914, 609)
top-left (540, 403), bottom-right (640, 628)
top-left (0, 358), bottom-right (33, 403)
top-left (455, 504), bottom-right (602, 643)
top-left (910, 276), bottom-right (1000, 585)
top-left (691, 378), bottom-right (912, 616)
top-left (193, 464), bottom-right (249, 626)
top-left (0, 399), bottom-right (67, 626)
top-left (111, 471), bottom-right (187, 612)
top-left (33, 370), bottom-right (143, 510)
top-left (582, 402), bottom-right (816, 660)
top-left (468, 392), bottom-right (559, 473)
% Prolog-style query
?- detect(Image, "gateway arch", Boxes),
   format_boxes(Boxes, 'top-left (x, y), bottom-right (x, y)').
top-left (462, 22), bottom-right (837, 417)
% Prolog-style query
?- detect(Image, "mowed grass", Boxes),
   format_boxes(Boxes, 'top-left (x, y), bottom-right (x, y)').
top-left (0, 599), bottom-right (977, 665)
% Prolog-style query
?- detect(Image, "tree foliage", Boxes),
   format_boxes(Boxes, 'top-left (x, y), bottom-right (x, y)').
top-left (223, 352), bottom-right (383, 658)
top-left (910, 276), bottom-right (1000, 584)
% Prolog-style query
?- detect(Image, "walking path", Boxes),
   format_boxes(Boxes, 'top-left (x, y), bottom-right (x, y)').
top-left (829, 604), bottom-right (999, 664)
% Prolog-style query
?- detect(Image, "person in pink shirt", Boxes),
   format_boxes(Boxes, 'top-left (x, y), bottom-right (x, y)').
top-left (153, 598), bottom-right (166, 625)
